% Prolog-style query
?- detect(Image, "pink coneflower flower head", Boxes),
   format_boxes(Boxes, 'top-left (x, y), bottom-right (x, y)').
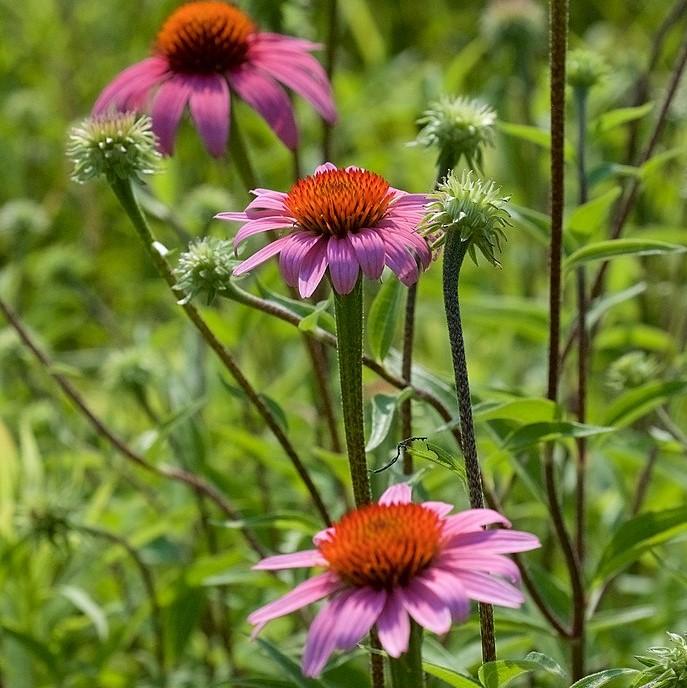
top-left (92, 1), bottom-right (336, 157)
top-left (248, 483), bottom-right (540, 677)
top-left (217, 163), bottom-right (432, 297)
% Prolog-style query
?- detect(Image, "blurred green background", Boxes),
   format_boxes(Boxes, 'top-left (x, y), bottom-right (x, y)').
top-left (1, 0), bottom-right (686, 686)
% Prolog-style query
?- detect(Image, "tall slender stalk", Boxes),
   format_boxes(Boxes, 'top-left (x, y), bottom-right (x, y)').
top-left (547, 0), bottom-right (586, 679)
top-left (109, 177), bottom-right (332, 527)
top-left (228, 110), bottom-right (258, 191)
top-left (442, 233), bottom-right (495, 662)
top-left (389, 623), bottom-right (425, 688)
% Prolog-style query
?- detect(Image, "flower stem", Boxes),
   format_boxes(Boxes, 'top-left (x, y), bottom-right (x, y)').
top-left (332, 278), bottom-right (371, 507)
top-left (389, 623), bottom-right (425, 688)
top-left (322, 0), bottom-right (339, 161)
top-left (109, 177), bottom-right (332, 527)
top-left (441, 231), bottom-right (495, 662)
top-left (228, 110), bottom-right (258, 191)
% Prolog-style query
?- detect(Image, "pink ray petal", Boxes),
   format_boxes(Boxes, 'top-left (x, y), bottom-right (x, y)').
top-left (327, 236), bottom-right (359, 294)
top-left (93, 57), bottom-right (169, 114)
top-left (313, 527), bottom-right (335, 546)
top-left (348, 229), bottom-right (385, 280)
top-left (314, 162), bottom-right (338, 174)
top-left (234, 217), bottom-right (291, 245)
top-left (215, 211), bottom-right (251, 222)
top-left (253, 549), bottom-right (327, 570)
top-left (444, 529), bottom-right (540, 554)
top-left (442, 509), bottom-right (512, 537)
top-left (248, 572), bottom-right (341, 628)
top-left (249, 32), bottom-right (323, 55)
top-left (417, 568), bottom-right (470, 621)
top-left (379, 483), bottom-right (412, 505)
top-left (188, 74), bottom-right (230, 157)
top-left (455, 570), bottom-right (525, 608)
top-left (421, 501), bottom-right (454, 518)
top-left (302, 593), bottom-right (346, 678)
top-left (333, 587), bottom-right (386, 650)
top-left (399, 580), bottom-right (452, 635)
top-left (233, 235), bottom-right (293, 276)
top-left (280, 232), bottom-right (321, 287)
top-left (228, 66), bottom-right (298, 149)
top-left (151, 75), bottom-right (193, 155)
top-left (298, 236), bottom-right (329, 298)
top-left (377, 589), bottom-right (410, 658)
top-left (382, 233), bottom-right (419, 286)
top-left (437, 554), bottom-right (520, 582)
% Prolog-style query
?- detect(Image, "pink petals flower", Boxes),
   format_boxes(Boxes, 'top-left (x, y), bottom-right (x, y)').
top-left (217, 163), bottom-right (432, 297)
top-left (93, 1), bottom-right (336, 157)
top-left (248, 483), bottom-right (540, 677)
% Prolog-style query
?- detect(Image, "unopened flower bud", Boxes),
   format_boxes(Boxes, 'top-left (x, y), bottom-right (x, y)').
top-left (606, 351), bottom-right (660, 391)
top-left (634, 633), bottom-right (687, 688)
top-left (174, 237), bottom-right (236, 305)
top-left (567, 49), bottom-right (608, 91)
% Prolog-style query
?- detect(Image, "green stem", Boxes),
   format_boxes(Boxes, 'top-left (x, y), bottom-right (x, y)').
top-left (389, 622), bottom-right (425, 688)
top-left (333, 279), bottom-right (371, 507)
top-left (109, 177), bottom-right (332, 527)
top-left (442, 231), bottom-right (496, 663)
top-left (228, 110), bottom-right (258, 192)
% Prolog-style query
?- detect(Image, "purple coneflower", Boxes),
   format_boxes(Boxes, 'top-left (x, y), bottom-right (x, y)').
top-left (217, 163), bottom-right (431, 297)
top-left (248, 483), bottom-right (540, 677)
top-left (93, 1), bottom-right (336, 156)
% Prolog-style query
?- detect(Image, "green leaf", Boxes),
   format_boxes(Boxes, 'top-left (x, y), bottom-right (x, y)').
top-left (256, 283), bottom-right (336, 332)
top-left (423, 662), bottom-right (482, 688)
top-left (366, 393), bottom-right (398, 452)
top-left (586, 282), bottom-right (647, 330)
top-left (564, 239), bottom-right (686, 270)
top-left (595, 324), bottom-right (676, 354)
top-left (566, 187), bottom-right (622, 239)
top-left (640, 146), bottom-right (686, 178)
top-left (504, 421), bottom-right (612, 452)
top-left (592, 103), bottom-right (653, 134)
top-left (498, 122), bottom-right (575, 160)
top-left (256, 637), bottom-right (328, 688)
top-left (479, 656), bottom-right (565, 688)
top-left (569, 668), bottom-right (638, 688)
top-left (473, 398), bottom-right (557, 424)
top-left (368, 277), bottom-right (403, 362)
top-left (298, 297), bottom-right (332, 333)
top-left (409, 441), bottom-right (467, 484)
top-left (602, 380), bottom-right (687, 428)
top-left (594, 506), bottom-right (687, 583)
top-left (0, 625), bottom-right (58, 672)
top-left (58, 585), bottom-right (109, 640)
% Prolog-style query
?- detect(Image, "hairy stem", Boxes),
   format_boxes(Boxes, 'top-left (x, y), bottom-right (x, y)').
top-left (389, 623), bottom-right (425, 688)
top-left (400, 282), bottom-right (418, 474)
top-left (442, 232), bottom-right (495, 662)
top-left (109, 177), bottom-right (332, 526)
top-left (228, 110), bottom-right (258, 191)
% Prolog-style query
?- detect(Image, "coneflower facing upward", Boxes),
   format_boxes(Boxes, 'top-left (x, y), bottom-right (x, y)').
top-left (93, 1), bottom-right (336, 156)
top-left (217, 162), bottom-right (431, 297)
top-left (248, 483), bottom-right (540, 677)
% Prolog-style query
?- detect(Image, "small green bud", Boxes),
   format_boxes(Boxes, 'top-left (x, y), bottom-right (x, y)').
top-left (481, 0), bottom-right (546, 47)
top-left (174, 237), bottom-right (237, 305)
top-left (567, 49), bottom-right (608, 91)
top-left (0, 199), bottom-right (50, 237)
top-left (606, 351), bottom-right (660, 391)
top-left (415, 96), bottom-right (496, 173)
top-left (423, 170), bottom-right (512, 267)
top-left (102, 348), bottom-right (161, 394)
top-left (633, 633), bottom-right (687, 688)
top-left (67, 112), bottom-right (161, 184)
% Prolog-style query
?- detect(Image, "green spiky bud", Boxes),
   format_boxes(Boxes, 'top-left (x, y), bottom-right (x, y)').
top-left (415, 96), bottom-right (496, 174)
top-left (174, 237), bottom-right (237, 305)
top-left (633, 633), bottom-right (687, 688)
top-left (423, 170), bottom-right (512, 267)
top-left (606, 351), bottom-right (660, 391)
top-left (567, 49), bottom-right (608, 91)
top-left (481, 0), bottom-right (546, 47)
top-left (67, 112), bottom-right (161, 183)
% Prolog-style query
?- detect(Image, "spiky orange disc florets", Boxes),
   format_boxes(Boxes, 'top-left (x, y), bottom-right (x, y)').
top-left (284, 169), bottom-right (393, 237)
top-left (155, 1), bottom-right (255, 74)
top-left (319, 503), bottom-right (442, 589)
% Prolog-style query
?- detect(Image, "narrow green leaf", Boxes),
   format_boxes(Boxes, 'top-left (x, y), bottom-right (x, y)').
top-left (59, 585), bottom-right (109, 640)
top-left (366, 394), bottom-right (398, 452)
top-left (564, 239), bottom-right (686, 271)
top-left (566, 187), bottom-right (621, 239)
top-left (498, 122), bottom-right (575, 160)
top-left (473, 398), bottom-right (557, 424)
top-left (256, 637), bottom-right (327, 688)
top-left (602, 380), bottom-right (687, 428)
top-left (592, 103), bottom-right (653, 134)
top-left (298, 298), bottom-right (332, 333)
top-left (594, 506), bottom-right (687, 583)
top-left (0, 625), bottom-right (58, 672)
top-left (368, 277), bottom-right (403, 362)
top-left (586, 282), bottom-right (647, 329)
top-left (504, 421), bottom-right (612, 452)
top-left (640, 146), bottom-right (686, 178)
top-left (569, 668), bottom-right (638, 688)
top-left (423, 662), bottom-right (482, 688)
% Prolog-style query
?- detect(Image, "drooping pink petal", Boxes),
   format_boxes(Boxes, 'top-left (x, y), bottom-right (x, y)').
top-left (234, 216), bottom-right (291, 245)
top-left (253, 549), bottom-right (327, 571)
top-left (215, 211), bottom-right (251, 222)
top-left (251, 53), bottom-right (336, 123)
top-left (248, 572), bottom-right (341, 628)
top-left (333, 587), bottom-right (386, 650)
top-left (302, 593), bottom-right (347, 677)
top-left (382, 233), bottom-right (419, 286)
top-left (314, 162), bottom-right (337, 174)
top-left (441, 509), bottom-right (512, 538)
top-left (421, 501), bottom-right (454, 518)
top-left (444, 529), bottom-right (540, 554)
top-left (249, 32), bottom-right (323, 55)
top-left (379, 483), bottom-right (412, 505)
top-left (298, 236), bottom-right (329, 298)
top-left (348, 229), bottom-right (385, 280)
top-left (188, 74), bottom-right (230, 157)
top-left (327, 236), bottom-right (359, 294)
top-left (417, 568), bottom-right (470, 621)
top-left (437, 554), bottom-right (520, 582)
top-left (233, 235), bottom-right (293, 276)
top-left (377, 589), bottom-right (410, 658)
top-left (455, 570), bottom-right (525, 608)
top-left (399, 580), bottom-right (452, 635)
top-left (279, 232), bottom-right (321, 287)
top-left (228, 66), bottom-right (298, 149)
top-left (93, 57), bottom-right (170, 114)
top-left (150, 75), bottom-right (193, 155)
